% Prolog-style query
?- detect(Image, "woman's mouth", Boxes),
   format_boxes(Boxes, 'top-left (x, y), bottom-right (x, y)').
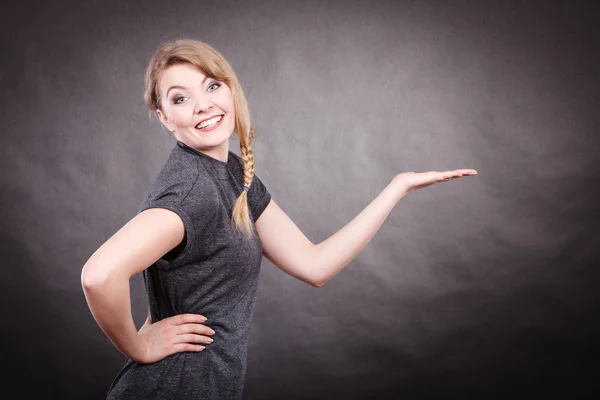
top-left (195, 114), bottom-right (224, 132)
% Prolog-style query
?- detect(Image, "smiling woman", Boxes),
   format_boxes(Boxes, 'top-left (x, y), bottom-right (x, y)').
top-left (81, 37), bottom-right (477, 400)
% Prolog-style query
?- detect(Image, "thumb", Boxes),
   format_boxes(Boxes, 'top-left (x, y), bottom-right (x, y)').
top-left (146, 315), bottom-right (152, 324)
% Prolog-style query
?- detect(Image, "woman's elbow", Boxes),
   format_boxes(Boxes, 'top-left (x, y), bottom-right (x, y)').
top-left (81, 263), bottom-right (108, 289)
top-left (297, 273), bottom-right (324, 288)
top-left (311, 275), bottom-right (326, 288)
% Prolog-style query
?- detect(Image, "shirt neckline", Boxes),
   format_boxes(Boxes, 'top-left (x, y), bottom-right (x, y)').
top-left (176, 140), bottom-right (234, 180)
top-left (176, 140), bottom-right (233, 164)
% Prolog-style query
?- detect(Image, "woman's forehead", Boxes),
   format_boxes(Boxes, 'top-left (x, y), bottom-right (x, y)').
top-left (159, 64), bottom-right (209, 91)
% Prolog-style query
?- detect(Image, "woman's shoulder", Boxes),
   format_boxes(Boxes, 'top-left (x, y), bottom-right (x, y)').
top-left (137, 145), bottom-right (217, 213)
top-left (227, 150), bottom-right (243, 171)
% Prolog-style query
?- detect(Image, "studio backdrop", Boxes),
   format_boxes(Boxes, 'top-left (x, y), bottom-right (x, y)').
top-left (1, 0), bottom-right (599, 398)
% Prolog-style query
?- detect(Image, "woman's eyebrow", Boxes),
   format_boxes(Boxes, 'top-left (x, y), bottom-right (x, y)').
top-left (166, 85), bottom-right (187, 97)
top-left (166, 76), bottom-right (210, 97)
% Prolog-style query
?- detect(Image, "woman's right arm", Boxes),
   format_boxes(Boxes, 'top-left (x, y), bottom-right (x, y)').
top-left (81, 208), bottom-right (186, 361)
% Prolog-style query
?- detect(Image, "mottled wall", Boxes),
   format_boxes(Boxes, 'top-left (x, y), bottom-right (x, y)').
top-left (1, 0), bottom-right (599, 398)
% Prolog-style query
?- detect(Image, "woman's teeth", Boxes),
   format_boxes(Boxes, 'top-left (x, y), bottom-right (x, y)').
top-left (196, 115), bottom-right (223, 129)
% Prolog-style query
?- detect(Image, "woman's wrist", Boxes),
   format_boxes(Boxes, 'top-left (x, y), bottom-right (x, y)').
top-left (391, 174), bottom-right (410, 199)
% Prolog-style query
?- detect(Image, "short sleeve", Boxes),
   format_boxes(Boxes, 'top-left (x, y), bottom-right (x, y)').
top-left (137, 192), bottom-right (202, 266)
top-left (247, 173), bottom-right (271, 223)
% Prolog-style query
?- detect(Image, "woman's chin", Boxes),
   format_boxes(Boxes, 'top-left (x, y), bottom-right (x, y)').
top-left (184, 130), bottom-right (232, 146)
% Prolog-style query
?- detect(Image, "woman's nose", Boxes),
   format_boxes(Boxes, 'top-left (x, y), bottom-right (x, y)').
top-left (195, 100), bottom-right (213, 114)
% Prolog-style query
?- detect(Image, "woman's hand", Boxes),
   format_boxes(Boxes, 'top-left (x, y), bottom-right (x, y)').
top-left (134, 314), bottom-right (215, 364)
top-left (394, 169), bottom-right (478, 195)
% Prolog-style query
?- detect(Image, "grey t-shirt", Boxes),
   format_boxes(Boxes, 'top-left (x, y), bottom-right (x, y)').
top-left (106, 140), bottom-right (271, 399)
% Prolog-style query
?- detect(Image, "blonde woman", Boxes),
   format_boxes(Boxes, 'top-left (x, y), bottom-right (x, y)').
top-left (81, 39), bottom-right (478, 399)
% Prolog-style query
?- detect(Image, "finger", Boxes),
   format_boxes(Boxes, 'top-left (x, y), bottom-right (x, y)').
top-left (177, 323), bottom-right (216, 336)
top-left (172, 343), bottom-right (205, 354)
top-left (442, 170), bottom-right (475, 179)
top-left (176, 333), bottom-right (214, 345)
top-left (452, 169), bottom-right (478, 175)
top-left (435, 171), bottom-right (454, 181)
top-left (455, 169), bottom-right (477, 177)
top-left (173, 314), bottom-right (208, 325)
top-left (441, 171), bottom-right (465, 182)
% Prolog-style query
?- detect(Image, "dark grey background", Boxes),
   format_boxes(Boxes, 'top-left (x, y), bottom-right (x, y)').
top-left (1, 0), bottom-right (599, 398)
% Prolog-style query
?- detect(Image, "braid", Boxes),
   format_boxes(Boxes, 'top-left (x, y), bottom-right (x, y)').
top-left (231, 127), bottom-right (257, 240)
top-left (240, 128), bottom-right (256, 191)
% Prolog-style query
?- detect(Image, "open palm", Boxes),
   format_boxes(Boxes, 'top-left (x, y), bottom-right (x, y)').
top-left (395, 169), bottom-right (478, 195)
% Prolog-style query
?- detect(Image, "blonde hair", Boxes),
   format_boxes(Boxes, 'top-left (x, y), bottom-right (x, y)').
top-left (144, 39), bottom-right (258, 240)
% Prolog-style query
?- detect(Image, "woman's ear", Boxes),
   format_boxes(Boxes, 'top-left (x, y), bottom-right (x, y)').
top-left (156, 109), bottom-right (174, 132)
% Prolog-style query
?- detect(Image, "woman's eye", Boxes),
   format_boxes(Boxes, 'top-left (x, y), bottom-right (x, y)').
top-left (208, 82), bottom-right (222, 91)
top-left (173, 96), bottom-right (187, 104)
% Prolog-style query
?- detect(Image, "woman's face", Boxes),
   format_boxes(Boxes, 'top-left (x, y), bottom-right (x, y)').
top-left (156, 63), bottom-right (235, 156)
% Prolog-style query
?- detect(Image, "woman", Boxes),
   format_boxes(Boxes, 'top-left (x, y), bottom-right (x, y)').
top-left (81, 39), bottom-right (477, 399)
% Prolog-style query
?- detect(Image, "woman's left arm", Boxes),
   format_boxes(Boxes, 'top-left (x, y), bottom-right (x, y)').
top-left (255, 169), bottom-right (477, 288)
top-left (256, 178), bottom-right (404, 287)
